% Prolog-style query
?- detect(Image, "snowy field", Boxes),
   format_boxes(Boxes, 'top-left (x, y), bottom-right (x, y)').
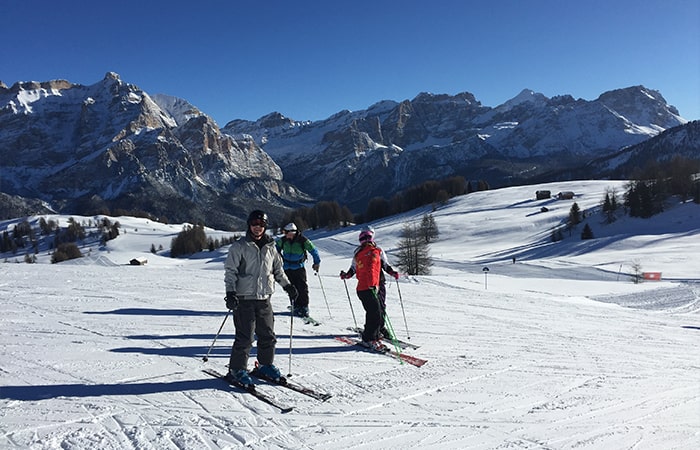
top-left (1, 180), bottom-right (699, 449)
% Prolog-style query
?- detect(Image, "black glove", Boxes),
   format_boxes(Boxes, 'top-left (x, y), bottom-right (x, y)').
top-left (283, 284), bottom-right (298, 302)
top-left (225, 291), bottom-right (238, 311)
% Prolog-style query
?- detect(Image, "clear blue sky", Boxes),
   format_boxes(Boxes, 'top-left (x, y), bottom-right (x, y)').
top-left (2, 0), bottom-right (699, 125)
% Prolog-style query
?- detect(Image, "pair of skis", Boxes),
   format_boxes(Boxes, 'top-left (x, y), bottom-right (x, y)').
top-left (334, 336), bottom-right (428, 367)
top-left (203, 367), bottom-right (331, 413)
top-left (345, 326), bottom-right (420, 350)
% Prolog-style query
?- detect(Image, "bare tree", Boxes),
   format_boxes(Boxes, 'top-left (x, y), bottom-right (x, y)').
top-left (630, 260), bottom-right (643, 284)
top-left (396, 223), bottom-right (433, 275)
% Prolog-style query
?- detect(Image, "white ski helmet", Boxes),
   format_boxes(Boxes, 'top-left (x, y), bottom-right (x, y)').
top-left (283, 222), bottom-right (298, 232)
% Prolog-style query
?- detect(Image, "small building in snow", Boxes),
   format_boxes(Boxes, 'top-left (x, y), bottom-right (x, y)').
top-left (536, 190), bottom-right (551, 200)
top-left (557, 191), bottom-right (575, 200)
top-left (130, 257), bottom-right (148, 266)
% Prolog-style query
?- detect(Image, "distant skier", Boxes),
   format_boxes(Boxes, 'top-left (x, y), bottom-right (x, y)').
top-left (224, 210), bottom-right (298, 387)
top-left (275, 222), bottom-right (321, 318)
top-left (340, 227), bottom-right (399, 348)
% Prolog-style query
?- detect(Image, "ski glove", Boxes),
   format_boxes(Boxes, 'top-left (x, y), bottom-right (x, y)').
top-left (312, 263), bottom-right (320, 272)
top-left (283, 284), bottom-right (298, 302)
top-left (339, 270), bottom-right (351, 280)
top-left (225, 291), bottom-right (238, 311)
top-left (390, 271), bottom-right (400, 280)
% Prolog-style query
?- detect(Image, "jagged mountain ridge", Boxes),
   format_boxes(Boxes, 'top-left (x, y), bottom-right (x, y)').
top-left (0, 73), bottom-right (311, 228)
top-left (0, 73), bottom-right (694, 224)
top-left (223, 86), bottom-right (688, 211)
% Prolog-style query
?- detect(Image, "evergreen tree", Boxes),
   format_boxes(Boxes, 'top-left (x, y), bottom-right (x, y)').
top-left (601, 188), bottom-right (620, 224)
top-left (51, 243), bottom-right (83, 263)
top-left (551, 228), bottom-right (564, 242)
top-left (420, 213), bottom-right (439, 243)
top-left (581, 223), bottom-right (594, 240)
top-left (63, 217), bottom-right (86, 242)
top-left (170, 223), bottom-right (208, 257)
top-left (568, 202), bottom-right (581, 227)
top-left (638, 182), bottom-right (654, 218)
top-left (602, 193), bottom-right (612, 219)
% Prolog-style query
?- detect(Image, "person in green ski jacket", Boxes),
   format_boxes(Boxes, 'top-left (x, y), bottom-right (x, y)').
top-left (275, 222), bottom-right (321, 318)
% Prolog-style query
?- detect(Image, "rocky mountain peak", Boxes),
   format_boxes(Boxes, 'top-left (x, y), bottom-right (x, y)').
top-left (0, 74), bottom-right (310, 228)
top-left (258, 112), bottom-right (297, 129)
top-left (597, 86), bottom-right (684, 129)
top-left (499, 89), bottom-right (549, 111)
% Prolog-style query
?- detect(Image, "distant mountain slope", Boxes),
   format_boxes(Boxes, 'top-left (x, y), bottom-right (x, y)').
top-left (593, 120), bottom-right (700, 176)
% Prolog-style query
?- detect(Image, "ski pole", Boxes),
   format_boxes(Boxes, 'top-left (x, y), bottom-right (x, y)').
top-left (343, 278), bottom-right (358, 329)
top-left (287, 302), bottom-right (295, 378)
top-left (315, 271), bottom-right (332, 319)
top-left (203, 309), bottom-right (230, 362)
top-left (395, 278), bottom-right (411, 340)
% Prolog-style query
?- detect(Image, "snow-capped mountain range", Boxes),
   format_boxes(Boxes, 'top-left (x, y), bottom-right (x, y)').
top-left (223, 87), bottom-right (690, 212)
top-left (0, 73), bottom-right (309, 228)
top-left (0, 72), bottom-right (694, 224)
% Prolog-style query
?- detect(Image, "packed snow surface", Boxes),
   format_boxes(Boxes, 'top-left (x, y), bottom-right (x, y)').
top-left (1, 180), bottom-right (699, 449)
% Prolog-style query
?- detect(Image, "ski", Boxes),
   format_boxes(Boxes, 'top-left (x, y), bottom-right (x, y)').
top-left (250, 366), bottom-right (332, 402)
top-left (334, 336), bottom-right (427, 367)
top-left (287, 306), bottom-right (321, 326)
top-left (202, 369), bottom-right (294, 413)
top-left (346, 326), bottom-right (420, 350)
top-left (301, 315), bottom-right (321, 326)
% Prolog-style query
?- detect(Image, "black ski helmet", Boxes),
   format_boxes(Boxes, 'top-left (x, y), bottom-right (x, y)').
top-left (247, 210), bottom-right (268, 227)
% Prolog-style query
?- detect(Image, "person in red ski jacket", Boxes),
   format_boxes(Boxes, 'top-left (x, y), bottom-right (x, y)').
top-left (340, 228), bottom-right (399, 348)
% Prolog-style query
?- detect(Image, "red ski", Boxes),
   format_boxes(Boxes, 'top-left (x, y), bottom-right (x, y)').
top-left (335, 336), bottom-right (427, 367)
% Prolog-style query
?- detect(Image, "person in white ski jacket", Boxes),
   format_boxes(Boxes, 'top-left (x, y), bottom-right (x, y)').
top-left (226, 232), bottom-right (289, 300)
top-left (224, 210), bottom-right (298, 386)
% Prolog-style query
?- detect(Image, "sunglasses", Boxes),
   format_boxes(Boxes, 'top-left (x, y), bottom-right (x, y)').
top-left (249, 220), bottom-right (267, 227)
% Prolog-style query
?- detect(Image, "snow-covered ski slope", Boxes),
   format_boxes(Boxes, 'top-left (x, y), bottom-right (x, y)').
top-left (1, 180), bottom-right (698, 449)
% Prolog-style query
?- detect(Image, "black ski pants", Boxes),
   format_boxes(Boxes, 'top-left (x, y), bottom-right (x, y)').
top-left (229, 299), bottom-right (276, 372)
top-left (285, 267), bottom-right (309, 308)
top-left (357, 288), bottom-right (383, 342)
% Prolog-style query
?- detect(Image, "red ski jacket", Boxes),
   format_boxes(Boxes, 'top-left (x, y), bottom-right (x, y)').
top-left (353, 242), bottom-right (382, 291)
